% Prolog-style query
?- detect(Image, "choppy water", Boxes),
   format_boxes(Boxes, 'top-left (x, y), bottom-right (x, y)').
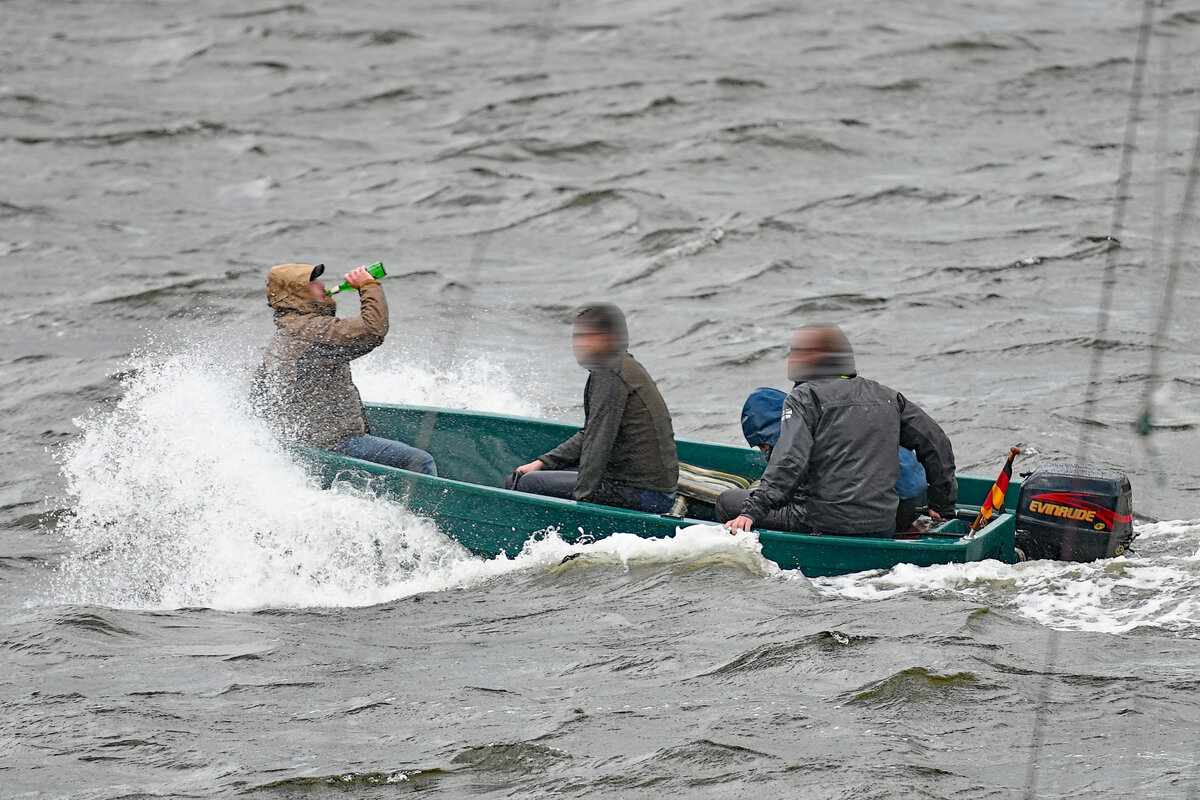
top-left (4, 0), bottom-right (1200, 797)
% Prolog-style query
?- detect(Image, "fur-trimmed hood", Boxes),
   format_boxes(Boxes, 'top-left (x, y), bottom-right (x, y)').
top-left (266, 263), bottom-right (334, 316)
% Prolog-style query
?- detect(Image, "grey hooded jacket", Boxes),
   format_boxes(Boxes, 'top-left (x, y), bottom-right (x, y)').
top-left (739, 353), bottom-right (957, 533)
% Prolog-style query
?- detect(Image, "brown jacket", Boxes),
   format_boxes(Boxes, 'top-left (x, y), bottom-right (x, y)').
top-left (254, 263), bottom-right (388, 448)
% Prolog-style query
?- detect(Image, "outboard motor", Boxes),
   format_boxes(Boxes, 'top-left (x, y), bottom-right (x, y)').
top-left (1014, 464), bottom-right (1135, 562)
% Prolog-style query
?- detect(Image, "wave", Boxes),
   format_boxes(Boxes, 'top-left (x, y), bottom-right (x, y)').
top-left (1162, 9), bottom-right (1200, 27)
top-left (713, 76), bottom-right (767, 89)
top-left (608, 214), bottom-right (733, 288)
top-left (48, 344), bottom-right (771, 611)
top-left (462, 186), bottom-right (645, 237)
top-left (865, 78), bottom-right (926, 92)
top-left (719, 122), bottom-right (861, 155)
top-left (601, 95), bottom-right (682, 119)
top-left (9, 120), bottom-right (228, 147)
top-left (436, 136), bottom-right (624, 166)
top-left (842, 667), bottom-right (985, 710)
top-left (330, 86), bottom-right (421, 110)
top-left (933, 236), bottom-right (1118, 276)
top-left (890, 35), bottom-right (1031, 58)
top-left (784, 293), bottom-right (889, 315)
top-left (0, 200), bottom-right (48, 218)
top-left (214, 4), bottom-right (309, 19)
top-left (263, 27), bottom-right (421, 45)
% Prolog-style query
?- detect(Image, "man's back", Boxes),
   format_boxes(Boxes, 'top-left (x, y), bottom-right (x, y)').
top-left (792, 376), bottom-right (905, 534)
top-left (744, 375), bottom-right (955, 535)
top-left (725, 323), bottom-right (956, 537)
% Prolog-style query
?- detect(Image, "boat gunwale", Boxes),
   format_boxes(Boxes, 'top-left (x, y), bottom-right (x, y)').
top-left (294, 401), bottom-right (1014, 554)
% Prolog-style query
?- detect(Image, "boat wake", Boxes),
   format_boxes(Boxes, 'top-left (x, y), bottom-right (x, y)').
top-left (811, 518), bottom-right (1200, 635)
top-left (528, 524), bottom-right (778, 577)
top-left (49, 345), bottom-right (773, 611)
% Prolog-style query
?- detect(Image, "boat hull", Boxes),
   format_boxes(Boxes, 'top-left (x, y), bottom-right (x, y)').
top-left (291, 403), bottom-right (1016, 577)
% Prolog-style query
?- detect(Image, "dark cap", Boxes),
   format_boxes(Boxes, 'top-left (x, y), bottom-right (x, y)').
top-left (309, 263), bottom-right (325, 281)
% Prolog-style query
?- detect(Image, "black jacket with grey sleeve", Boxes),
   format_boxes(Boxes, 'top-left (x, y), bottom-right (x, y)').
top-left (538, 352), bottom-right (679, 502)
top-left (739, 374), bottom-right (957, 533)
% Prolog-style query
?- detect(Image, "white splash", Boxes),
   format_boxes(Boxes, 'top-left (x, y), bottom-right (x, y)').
top-left (504, 524), bottom-right (779, 575)
top-left (811, 519), bottom-right (1200, 635)
top-left (354, 352), bottom-right (543, 417)
top-left (51, 346), bottom-right (767, 611)
top-left (52, 348), bottom-right (481, 610)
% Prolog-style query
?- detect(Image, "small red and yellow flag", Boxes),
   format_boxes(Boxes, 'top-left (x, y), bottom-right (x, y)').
top-left (970, 447), bottom-right (1021, 533)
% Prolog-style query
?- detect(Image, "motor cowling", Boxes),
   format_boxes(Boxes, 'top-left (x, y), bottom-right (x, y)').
top-left (1014, 464), bottom-right (1135, 562)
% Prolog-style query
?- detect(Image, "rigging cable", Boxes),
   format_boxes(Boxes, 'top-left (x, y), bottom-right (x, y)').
top-left (1139, 54), bottom-right (1200, 442)
top-left (404, 0), bottom-right (561, 506)
top-left (1075, 0), bottom-right (1157, 465)
top-left (1025, 1), bottom-right (1158, 798)
top-left (1137, 25), bottom-right (1174, 485)
top-left (1162, 39), bottom-right (1200, 800)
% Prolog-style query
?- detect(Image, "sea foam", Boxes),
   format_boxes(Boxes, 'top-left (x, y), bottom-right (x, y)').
top-left (811, 519), bottom-right (1200, 635)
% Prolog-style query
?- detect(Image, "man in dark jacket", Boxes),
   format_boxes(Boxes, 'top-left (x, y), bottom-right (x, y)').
top-left (512, 303), bottom-right (678, 513)
top-left (721, 324), bottom-right (956, 537)
top-left (254, 262), bottom-right (436, 475)
top-left (732, 386), bottom-right (929, 531)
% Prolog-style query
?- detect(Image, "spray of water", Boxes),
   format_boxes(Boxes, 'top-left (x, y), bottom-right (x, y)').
top-left (51, 343), bottom-right (771, 611)
top-left (355, 352), bottom-right (544, 416)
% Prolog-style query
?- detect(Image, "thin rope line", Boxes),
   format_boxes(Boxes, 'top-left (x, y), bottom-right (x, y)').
top-left (429, 0), bottom-right (560, 378)
top-left (1137, 19), bottom-right (1173, 487)
top-left (404, 0), bottom-right (561, 503)
top-left (1142, 78), bottom-right (1200, 431)
top-left (1026, 3), bottom-right (1157, 798)
top-left (1075, 0), bottom-right (1158, 464)
top-left (1023, 631), bottom-right (1061, 798)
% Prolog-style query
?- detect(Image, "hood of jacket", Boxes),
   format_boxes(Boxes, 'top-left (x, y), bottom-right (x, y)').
top-left (741, 387), bottom-right (787, 448)
top-left (266, 263), bottom-right (335, 316)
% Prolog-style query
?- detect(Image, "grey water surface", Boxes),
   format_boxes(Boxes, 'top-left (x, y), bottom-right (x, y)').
top-left (3, 1), bottom-right (1200, 797)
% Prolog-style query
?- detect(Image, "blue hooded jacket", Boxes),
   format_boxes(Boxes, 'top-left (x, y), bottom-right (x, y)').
top-left (740, 387), bottom-right (927, 501)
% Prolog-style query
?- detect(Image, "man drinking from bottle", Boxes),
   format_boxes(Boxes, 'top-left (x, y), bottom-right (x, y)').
top-left (254, 262), bottom-right (437, 474)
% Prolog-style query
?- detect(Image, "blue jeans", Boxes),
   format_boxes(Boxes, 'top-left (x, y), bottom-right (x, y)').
top-left (514, 469), bottom-right (676, 514)
top-left (335, 435), bottom-right (437, 476)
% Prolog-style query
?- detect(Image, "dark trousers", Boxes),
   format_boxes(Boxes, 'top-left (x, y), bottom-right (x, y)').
top-left (714, 488), bottom-right (898, 538)
top-left (514, 469), bottom-right (676, 514)
top-left (895, 493), bottom-right (924, 532)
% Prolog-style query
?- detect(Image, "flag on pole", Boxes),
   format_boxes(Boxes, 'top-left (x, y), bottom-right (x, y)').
top-left (970, 447), bottom-right (1021, 533)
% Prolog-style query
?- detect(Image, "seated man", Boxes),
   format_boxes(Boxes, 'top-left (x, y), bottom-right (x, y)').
top-left (512, 303), bottom-right (678, 513)
top-left (720, 324), bottom-right (956, 537)
top-left (728, 387), bottom-right (929, 531)
top-left (254, 262), bottom-right (436, 475)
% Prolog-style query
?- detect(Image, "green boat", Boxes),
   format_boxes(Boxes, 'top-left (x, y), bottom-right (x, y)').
top-left (291, 403), bottom-right (1019, 577)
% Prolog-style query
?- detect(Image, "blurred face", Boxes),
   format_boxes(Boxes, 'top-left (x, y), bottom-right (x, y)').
top-left (308, 280), bottom-right (326, 301)
top-left (572, 322), bottom-right (614, 366)
top-left (787, 328), bottom-right (823, 376)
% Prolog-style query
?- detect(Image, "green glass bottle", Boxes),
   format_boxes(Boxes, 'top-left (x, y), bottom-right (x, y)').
top-left (327, 262), bottom-right (386, 295)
